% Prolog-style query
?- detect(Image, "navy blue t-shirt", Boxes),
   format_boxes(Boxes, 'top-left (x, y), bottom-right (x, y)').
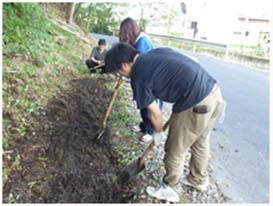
top-left (131, 48), bottom-right (216, 113)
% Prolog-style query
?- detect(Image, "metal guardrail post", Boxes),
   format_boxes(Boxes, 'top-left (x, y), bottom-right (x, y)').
top-left (168, 39), bottom-right (171, 47)
top-left (193, 43), bottom-right (196, 53)
top-left (225, 44), bottom-right (230, 59)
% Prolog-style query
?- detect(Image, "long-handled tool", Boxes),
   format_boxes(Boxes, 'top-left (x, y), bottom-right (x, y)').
top-left (117, 120), bottom-right (170, 185)
top-left (89, 63), bottom-right (105, 73)
top-left (95, 77), bottom-right (123, 141)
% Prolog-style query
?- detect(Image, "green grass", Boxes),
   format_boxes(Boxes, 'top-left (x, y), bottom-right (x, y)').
top-left (3, 3), bottom-right (55, 60)
top-left (110, 86), bottom-right (139, 128)
top-left (2, 3), bottom-right (93, 184)
top-left (2, 3), bottom-right (141, 195)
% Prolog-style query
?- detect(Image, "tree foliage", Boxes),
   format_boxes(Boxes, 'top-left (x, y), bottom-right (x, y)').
top-left (158, 4), bottom-right (180, 33)
top-left (137, 2), bottom-right (180, 33)
top-left (74, 3), bottom-right (126, 35)
top-left (137, 2), bottom-right (164, 31)
top-left (71, 2), bottom-right (180, 35)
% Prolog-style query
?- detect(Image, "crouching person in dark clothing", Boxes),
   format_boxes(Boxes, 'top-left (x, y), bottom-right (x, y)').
top-left (86, 39), bottom-right (107, 73)
top-left (104, 43), bottom-right (224, 202)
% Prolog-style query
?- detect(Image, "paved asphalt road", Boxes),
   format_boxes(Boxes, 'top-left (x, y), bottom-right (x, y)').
top-left (192, 53), bottom-right (269, 203)
top-left (91, 33), bottom-right (270, 203)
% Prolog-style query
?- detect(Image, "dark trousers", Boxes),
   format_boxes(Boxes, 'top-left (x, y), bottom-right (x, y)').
top-left (139, 99), bottom-right (163, 135)
top-left (85, 59), bottom-right (98, 73)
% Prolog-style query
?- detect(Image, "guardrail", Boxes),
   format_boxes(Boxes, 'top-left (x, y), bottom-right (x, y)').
top-left (108, 30), bottom-right (269, 69)
top-left (148, 33), bottom-right (269, 69)
top-left (148, 33), bottom-right (229, 57)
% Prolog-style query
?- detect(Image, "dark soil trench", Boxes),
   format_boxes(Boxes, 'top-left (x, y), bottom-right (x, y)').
top-left (3, 77), bottom-right (132, 203)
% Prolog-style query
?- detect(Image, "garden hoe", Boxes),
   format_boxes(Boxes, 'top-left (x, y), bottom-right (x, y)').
top-left (117, 120), bottom-right (170, 185)
top-left (89, 63), bottom-right (105, 73)
top-left (95, 77), bottom-right (123, 142)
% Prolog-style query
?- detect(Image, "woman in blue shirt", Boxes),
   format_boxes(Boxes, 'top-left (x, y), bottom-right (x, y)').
top-left (119, 17), bottom-right (163, 142)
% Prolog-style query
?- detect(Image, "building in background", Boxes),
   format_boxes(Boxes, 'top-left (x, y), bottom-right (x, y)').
top-left (183, 0), bottom-right (270, 45)
top-left (231, 16), bottom-right (270, 46)
top-left (145, 0), bottom-right (270, 49)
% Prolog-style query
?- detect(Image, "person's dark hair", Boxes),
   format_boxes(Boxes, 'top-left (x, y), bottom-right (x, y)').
top-left (119, 17), bottom-right (141, 46)
top-left (104, 43), bottom-right (139, 73)
top-left (98, 39), bottom-right (106, 45)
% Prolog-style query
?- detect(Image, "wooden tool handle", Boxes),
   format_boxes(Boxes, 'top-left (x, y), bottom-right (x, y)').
top-left (92, 63), bottom-right (105, 70)
top-left (139, 120), bottom-right (169, 165)
top-left (89, 63), bottom-right (105, 72)
top-left (102, 78), bottom-right (123, 127)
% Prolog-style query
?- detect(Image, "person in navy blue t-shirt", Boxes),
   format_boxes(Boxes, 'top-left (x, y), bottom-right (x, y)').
top-left (104, 43), bottom-right (224, 202)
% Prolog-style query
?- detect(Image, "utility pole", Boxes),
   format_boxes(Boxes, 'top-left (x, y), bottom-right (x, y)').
top-left (180, 2), bottom-right (187, 37)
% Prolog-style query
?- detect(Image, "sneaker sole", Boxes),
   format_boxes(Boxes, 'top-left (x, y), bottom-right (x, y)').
top-left (146, 187), bottom-right (179, 202)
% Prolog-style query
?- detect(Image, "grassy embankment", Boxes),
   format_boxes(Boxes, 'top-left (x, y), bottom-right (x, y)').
top-left (2, 3), bottom-right (137, 192)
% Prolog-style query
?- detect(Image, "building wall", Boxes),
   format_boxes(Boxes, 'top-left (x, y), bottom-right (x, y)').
top-left (145, 0), bottom-right (270, 46)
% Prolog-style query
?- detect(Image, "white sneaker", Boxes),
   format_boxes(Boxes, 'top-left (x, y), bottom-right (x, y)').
top-left (146, 182), bottom-right (179, 202)
top-left (131, 125), bottom-right (141, 132)
top-left (181, 176), bottom-right (209, 191)
top-left (140, 133), bottom-right (153, 143)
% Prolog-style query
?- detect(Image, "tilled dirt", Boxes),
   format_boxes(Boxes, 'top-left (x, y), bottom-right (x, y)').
top-left (3, 76), bottom-right (232, 204)
top-left (3, 77), bottom-right (131, 203)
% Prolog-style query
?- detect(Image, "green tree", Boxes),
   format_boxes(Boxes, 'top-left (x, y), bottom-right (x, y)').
top-left (138, 2), bottom-right (164, 31)
top-left (158, 4), bottom-right (180, 34)
top-left (136, 2), bottom-right (179, 33)
top-left (74, 3), bottom-right (128, 35)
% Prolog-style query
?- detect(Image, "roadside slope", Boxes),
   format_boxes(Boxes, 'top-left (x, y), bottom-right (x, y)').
top-left (2, 3), bottom-right (130, 203)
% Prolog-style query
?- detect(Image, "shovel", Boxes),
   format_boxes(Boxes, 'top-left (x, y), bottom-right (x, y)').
top-left (117, 120), bottom-right (170, 185)
top-left (95, 77), bottom-right (123, 142)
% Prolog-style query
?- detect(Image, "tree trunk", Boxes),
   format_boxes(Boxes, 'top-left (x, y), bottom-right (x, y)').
top-left (73, 3), bottom-right (82, 18)
top-left (66, 3), bottom-right (75, 24)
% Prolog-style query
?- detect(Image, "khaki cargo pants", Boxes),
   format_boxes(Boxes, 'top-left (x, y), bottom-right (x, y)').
top-left (163, 84), bottom-right (223, 187)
